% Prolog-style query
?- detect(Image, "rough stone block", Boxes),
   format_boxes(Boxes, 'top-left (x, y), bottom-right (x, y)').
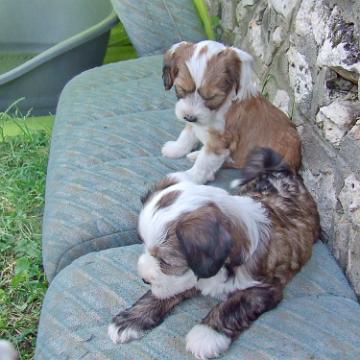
top-left (316, 100), bottom-right (360, 146)
top-left (287, 46), bottom-right (313, 113)
top-left (210, 0), bottom-right (360, 298)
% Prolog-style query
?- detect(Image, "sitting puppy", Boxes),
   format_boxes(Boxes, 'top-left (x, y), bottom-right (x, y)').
top-left (161, 40), bottom-right (301, 184)
top-left (108, 148), bottom-right (320, 359)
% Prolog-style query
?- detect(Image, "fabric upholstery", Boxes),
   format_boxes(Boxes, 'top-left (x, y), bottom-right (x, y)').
top-left (110, 0), bottom-right (206, 56)
top-left (35, 242), bottom-right (360, 359)
top-left (42, 55), bottom-right (240, 281)
top-left (42, 55), bottom-right (170, 281)
top-left (38, 2), bottom-right (360, 359)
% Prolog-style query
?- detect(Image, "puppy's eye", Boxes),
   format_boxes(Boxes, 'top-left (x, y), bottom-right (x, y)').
top-left (201, 94), bottom-right (216, 101)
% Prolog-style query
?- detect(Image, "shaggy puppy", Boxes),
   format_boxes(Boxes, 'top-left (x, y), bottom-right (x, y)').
top-left (109, 148), bottom-right (320, 359)
top-left (161, 40), bottom-right (301, 184)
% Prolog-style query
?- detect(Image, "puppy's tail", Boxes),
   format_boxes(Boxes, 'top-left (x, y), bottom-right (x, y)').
top-left (230, 147), bottom-right (291, 188)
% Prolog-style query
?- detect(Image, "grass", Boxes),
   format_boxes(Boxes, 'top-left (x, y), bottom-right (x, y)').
top-left (0, 119), bottom-right (50, 359)
top-left (103, 22), bottom-right (137, 64)
top-left (0, 21), bottom-right (136, 359)
top-left (193, 0), bottom-right (216, 39)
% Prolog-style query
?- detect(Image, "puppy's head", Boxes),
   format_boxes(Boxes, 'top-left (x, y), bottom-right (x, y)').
top-left (137, 178), bottom-right (234, 299)
top-left (162, 40), bottom-right (257, 126)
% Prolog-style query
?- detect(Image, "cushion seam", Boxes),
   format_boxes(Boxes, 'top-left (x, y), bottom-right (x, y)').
top-left (54, 228), bottom-right (138, 276)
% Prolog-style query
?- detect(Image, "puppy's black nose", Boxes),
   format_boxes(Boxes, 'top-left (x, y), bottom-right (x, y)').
top-left (142, 278), bottom-right (150, 285)
top-left (184, 115), bottom-right (197, 122)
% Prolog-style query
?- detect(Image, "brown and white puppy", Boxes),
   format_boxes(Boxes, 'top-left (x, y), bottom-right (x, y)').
top-left (161, 40), bottom-right (301, 184)
top-left (109, 148), bottom-right (320, 359)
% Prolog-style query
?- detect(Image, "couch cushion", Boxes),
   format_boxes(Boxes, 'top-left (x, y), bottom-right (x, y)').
top-left (35, 242), bottom-right (359, 359)
top-left (43, 55), bottom-right (241, 281)
top-left (110, 0), bottom-right (206, 56)
top-left (43, 55), bottom-right (172, 281)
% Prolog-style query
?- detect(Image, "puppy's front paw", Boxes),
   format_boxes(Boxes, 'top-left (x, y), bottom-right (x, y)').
top-left (185, 169), bottom-right (215, 184)
top-left (186, 324), bottom-right (231, 359)
top-left (168, 171), bottom-right (194, 183)
top-left (162, 141), bottom-right (188, 158)
top-left (108, 314), bottom-right (145, 344)
top-left (108, 323), bottom-right (143, 344)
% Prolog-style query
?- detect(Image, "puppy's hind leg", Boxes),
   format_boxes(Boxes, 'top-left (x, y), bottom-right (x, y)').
top-left (186, 284), bottom-right (283, 359)
top-left (109, 288), bottom-right (196, 344)
top-left (162, 124), bottom-right (199, 158)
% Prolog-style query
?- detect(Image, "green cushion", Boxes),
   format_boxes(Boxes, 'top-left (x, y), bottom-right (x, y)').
top-left (35, 242), bottom-right (359, 359)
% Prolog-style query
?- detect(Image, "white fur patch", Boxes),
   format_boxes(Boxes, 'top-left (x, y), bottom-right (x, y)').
top-left (197, 266), bottom-right (260, 299)
top-left (162, 125), bottom-right (198, 159)
top-left (108, 323), bottom-right (143, 344)
top-left (231, 47), bottom-right (258, 101)
top-left (230, 179), bottom-right (242, 189)
top-left (186, 324), bottom-right (231, 359)
top-left (151, 270), bottom-right (197, 299)
top-left (138, 251), bottom-right (197, 299)
top-left (137, 251), bottom-right (159, 284)
top-left (186, 41), bottom-right (225, 88)
top-left (138, 181), bottom-right (228, 249)
top-left (186, 150), bottom-right (200, 162)
top-left (0, 340), bottom-right (18, 360)
top-left (169, 41), bottom-right (189, 55)
top-left (185, 148), bottom-right (230, 184)
top-left (162, 140), bottom-right (188, 158)
top-left (213, 194), bottom-right (270, 258)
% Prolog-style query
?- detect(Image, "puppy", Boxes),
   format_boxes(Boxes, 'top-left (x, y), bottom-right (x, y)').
top-left (161, 40), bottom-right (301, 184)
top-left (109, 148), bottom-right (320, 359)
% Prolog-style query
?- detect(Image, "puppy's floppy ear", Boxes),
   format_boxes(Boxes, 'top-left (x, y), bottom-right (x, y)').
top-left (176, 204), bottom-right (233, 278)
top-left (162, 41), bottom-right (193, 90)
top-left (229, 47), bottom-right (254, 97)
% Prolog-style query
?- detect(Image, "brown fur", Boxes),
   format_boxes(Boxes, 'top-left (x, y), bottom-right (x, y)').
top-left (141, 177), bottom-right (177, 205)
top-left (207, 95), bottom-right (301, 171)
top-left (151, 220), bottom-right (189, 277)
top-left (156, 190), bottom-right (181, 210)
top-left (203, 284), bottom-right (283, 339)
top-left (239, 170), bottom-right (320, 286)
top-left (196, 152), bottom-right (320, 340)
top-left (111, 288), bottom-right (197, 335)
top-left (198, 49), bottom-right (241, 110)
top-left (175, 203), bottom-right (251, 277)
top-left (163, 42), bottom-right (194, 90)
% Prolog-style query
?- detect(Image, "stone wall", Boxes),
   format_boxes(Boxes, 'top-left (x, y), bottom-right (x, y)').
top-left (206, 0), bottom-right (360, 297)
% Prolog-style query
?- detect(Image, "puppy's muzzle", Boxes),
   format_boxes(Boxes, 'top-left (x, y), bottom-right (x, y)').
top-left (183, 115), bottom-right (197, 123)
top-left (142, 278), bottom-right (151, 285)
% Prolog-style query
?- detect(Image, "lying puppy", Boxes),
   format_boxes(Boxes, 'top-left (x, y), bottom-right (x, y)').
top-left (109, 148), bottom-right (320, 359)
top-left (161, 40), bottom-right (301, 184)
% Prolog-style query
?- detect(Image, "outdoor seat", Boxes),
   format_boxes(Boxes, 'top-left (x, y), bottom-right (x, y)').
top-left (36, 0), bottom-right (360, 359)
